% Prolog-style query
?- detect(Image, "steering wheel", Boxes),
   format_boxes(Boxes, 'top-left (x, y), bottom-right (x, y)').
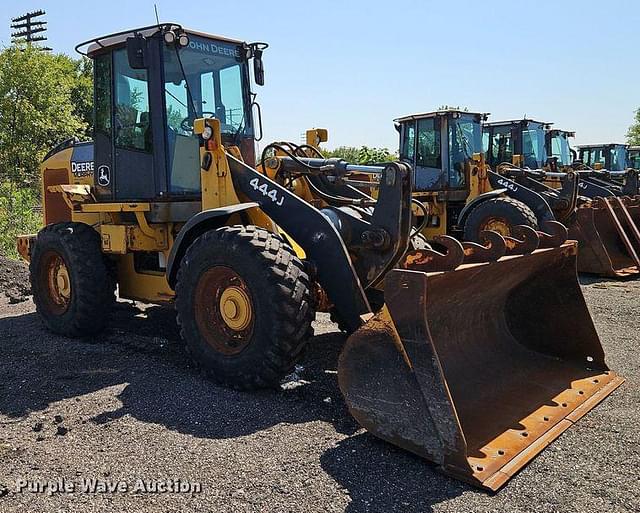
top-left (180, 112), bottom-right (216, 132)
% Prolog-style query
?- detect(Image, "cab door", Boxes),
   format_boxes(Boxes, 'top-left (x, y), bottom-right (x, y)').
top-left (93, 39), bottom-right (167, 202)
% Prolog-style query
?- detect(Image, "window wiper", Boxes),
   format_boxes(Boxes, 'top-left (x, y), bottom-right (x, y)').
top-left (165, 88), bottom-right (187, 108)
top-left (455, 124), bottom-right (473, 160)
top-left (233, 110), bottom-right (246, 145)
top-left (173, 45), bottom-right (198, 116)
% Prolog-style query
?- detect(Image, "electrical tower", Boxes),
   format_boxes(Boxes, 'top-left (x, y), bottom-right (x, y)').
top-left (10, 10), bottom-right (52, 51)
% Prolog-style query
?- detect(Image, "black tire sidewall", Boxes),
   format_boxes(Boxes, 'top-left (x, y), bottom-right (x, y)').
top-left (30, 223), bottom-right (114, 336)
top-left (176, 226), bottom-right (313, 388)
top-left (463, 198), bottom-right (538, 242)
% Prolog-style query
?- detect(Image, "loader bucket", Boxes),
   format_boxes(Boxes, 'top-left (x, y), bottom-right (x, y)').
top-left (569, 196), bottom-right (640, 277)
top-left (338, 242), bottom-right (623, 491)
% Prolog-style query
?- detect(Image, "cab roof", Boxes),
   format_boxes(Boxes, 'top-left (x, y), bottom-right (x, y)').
top-left (393, 110), bottom-right (488, 123)
top-left (548, 128), bottom-right (575, 137)
top-left (76, 23), bottom-right (246, 57)
top-left (485, 118), bottom-right (552, 128)
top-left (575, 143), bottom-right (629, 149)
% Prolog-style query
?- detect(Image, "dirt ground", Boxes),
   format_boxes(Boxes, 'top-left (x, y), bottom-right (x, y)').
top-left (0, 264), bottom-right (638, 512)
top-left (0, 255), bottom-right (30, 304)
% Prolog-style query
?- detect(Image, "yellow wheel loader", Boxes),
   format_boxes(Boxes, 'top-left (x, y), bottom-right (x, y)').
top-left (17, 24), bottom-right (623, 491)
top-left (392, 111), bottom-right (581, 243)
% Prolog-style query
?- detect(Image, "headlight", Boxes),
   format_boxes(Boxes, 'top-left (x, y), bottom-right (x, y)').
top-left (202, 125), bottom-right (213, 140)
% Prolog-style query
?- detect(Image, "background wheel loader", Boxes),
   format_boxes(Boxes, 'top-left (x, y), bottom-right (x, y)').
top-left (484, 119), bottom-right (640, 277)
top-left (392, 111), bottom-right (580, 244)
top-left (577, 143), bottom-right (633, 173)
top-left (16, 24), bottom-right (623, 491)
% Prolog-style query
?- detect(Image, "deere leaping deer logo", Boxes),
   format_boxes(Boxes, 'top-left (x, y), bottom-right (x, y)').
top-left (97, 165), bottom-right (111, 187)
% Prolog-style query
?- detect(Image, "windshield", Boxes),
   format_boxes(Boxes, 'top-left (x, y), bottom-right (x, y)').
top-left (163, 35), bottom-right (252, 194)
top-left (609, 146), bottom-right (628, 171)
top-left (550, 133), bottom-right (572, 166)
top-left (521, 123), bottom-right (547, 168)
top-left (581, 148), bottom-right (605, 168)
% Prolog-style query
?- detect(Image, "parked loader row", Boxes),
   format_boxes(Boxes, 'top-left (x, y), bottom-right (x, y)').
top-left (479, 118), bottom-right (640, 277)
top-left (346, 110), bottom-right (640, 278)
top-left (17, 23), bottom-right (624, 492)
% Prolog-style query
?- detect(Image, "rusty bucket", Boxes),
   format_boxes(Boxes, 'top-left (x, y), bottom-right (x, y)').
top-left (569, 196), bottom-right (640, 277)
top-left (338, 242), bottom-right (623, 491)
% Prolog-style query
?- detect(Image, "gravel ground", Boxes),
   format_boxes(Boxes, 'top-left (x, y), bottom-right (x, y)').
top-left (0, 275), bottom-right (638, 513)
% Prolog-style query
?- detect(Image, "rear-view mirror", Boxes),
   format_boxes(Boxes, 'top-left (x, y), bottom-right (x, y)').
top-left (126, 36), bottom-right (148, 69)
top-left (253, 48), bottom-right (265, 86)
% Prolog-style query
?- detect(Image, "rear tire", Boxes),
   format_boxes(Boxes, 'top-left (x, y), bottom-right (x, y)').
top-left (175, 225), bottom-right (314, 389)
top-left (30, 222), bottom-right (115, 336)
top-left (463, 197), bottom-right (538, 242)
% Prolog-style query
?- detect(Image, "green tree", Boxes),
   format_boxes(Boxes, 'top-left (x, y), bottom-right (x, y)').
top-left (0, 44), bottom-right (93, 257)
top-left (627, 107), bottom-right (640, 145)
top-left (70, 57), bottom-right (94, 135)
top-left (322, 146), bottom-right (397, 164)
top-left (0, 45), bottom-right (91, 186)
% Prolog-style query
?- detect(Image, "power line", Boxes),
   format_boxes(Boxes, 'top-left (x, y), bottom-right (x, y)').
top-left (10, 10), bottom-right (52, 51)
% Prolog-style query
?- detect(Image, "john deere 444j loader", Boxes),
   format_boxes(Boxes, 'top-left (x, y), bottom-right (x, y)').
top-left (17, 24), bottom-right (623, 491)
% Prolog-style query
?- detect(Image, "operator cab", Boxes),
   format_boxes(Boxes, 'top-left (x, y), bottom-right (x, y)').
top-left (395, 110), bottom-right (485, 194)
top-left (577, 144), bottom-right (630, 171)
top-left (546, 129), bottom-right (575, 167)
top-left (77, 23), bottom-right (266, 202)
top-left (484, 119), bottom-right (552, 169)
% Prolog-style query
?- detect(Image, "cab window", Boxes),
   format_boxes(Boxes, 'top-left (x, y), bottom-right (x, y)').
top-left (490, 126), bottom-right (513, 164)
top-left (113, 49), bottom-right (152, 152)
top-left (401, 122), bottom-right (415, 161)
top-left (416, 118), bottom-right (441, 168)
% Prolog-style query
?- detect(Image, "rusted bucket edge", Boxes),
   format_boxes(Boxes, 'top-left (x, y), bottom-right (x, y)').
top-left (441, 374), bottom-right (625, 492)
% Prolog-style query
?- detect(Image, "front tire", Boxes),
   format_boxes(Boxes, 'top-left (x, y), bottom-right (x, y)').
top-left (30, 222), bottom-right (115, 336)
top-left (175, 225), bottom-right (314, 389)
top-left (463, 197), bottom-right (538, 241)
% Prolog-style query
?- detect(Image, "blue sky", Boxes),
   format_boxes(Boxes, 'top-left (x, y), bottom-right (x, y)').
top-left (1, 0), bottom-right (638, 150)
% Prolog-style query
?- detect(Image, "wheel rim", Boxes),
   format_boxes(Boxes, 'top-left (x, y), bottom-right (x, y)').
top-left (481, 217), bottom-right (512, 237)
top-left (41, 250), bottom-right (72, 315)
top-left (194, 266), bottom-right (255, 355)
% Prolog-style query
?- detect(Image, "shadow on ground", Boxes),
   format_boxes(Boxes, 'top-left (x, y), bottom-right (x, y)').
top-left (0, 302), bottom-right (467, 510)
top-left (320, 435), bottom-right (470, 512)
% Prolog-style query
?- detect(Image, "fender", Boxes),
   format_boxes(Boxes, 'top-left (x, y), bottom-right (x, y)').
top-left (166, 202), bottom-right (259, 287)
top-left (458, 189), bottom-right (507, 227)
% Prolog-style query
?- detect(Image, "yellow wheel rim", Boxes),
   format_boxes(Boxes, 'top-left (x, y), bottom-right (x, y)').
top-left (41, 251), bottom-right (72, 314)
top-left (219, 286), bottom-right (252, 331)
top-left (483, 218), bottom-right (511, 237)
top-left (55, 265), bottom-right (71, 300)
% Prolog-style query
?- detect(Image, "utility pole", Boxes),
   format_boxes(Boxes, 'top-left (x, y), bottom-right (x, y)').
top-left (10, 10), bottom-right (52, 51)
